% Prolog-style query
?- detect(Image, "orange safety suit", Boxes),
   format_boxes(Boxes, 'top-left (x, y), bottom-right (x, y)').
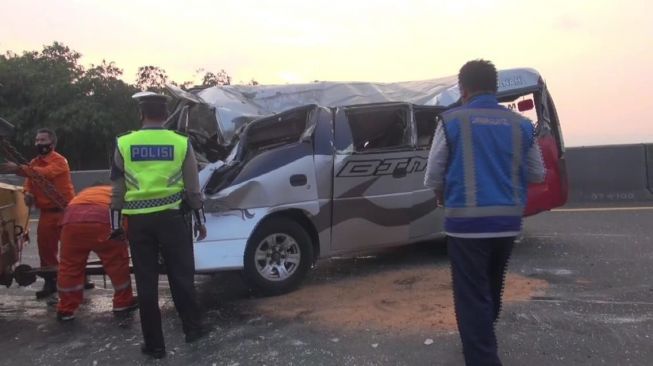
top-left (56, 186), bottom-right (135, 315)
top-left (20, 151), bottom-right (75, 268)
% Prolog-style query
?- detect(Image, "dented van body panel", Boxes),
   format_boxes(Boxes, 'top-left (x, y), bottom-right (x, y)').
top-left (170, 68), bottom-right (565, 281)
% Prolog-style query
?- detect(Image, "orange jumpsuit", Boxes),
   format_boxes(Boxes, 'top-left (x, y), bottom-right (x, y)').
top-left (20, 151), bottom-right (75, 268)
top-left (56, 186), bottom-right (135, 315)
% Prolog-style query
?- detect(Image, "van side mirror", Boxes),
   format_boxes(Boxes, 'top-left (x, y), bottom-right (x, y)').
top-left (518, 99), bottom-right (534, 112)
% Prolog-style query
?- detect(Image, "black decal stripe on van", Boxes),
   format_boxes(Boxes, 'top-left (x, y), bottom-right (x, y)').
top-left (231, 143), bottom-right (312, 185)
top-left (332, 198), bottom-right (411, 226)
top-left (313, 197), bottom-right (439, 233)
top-left (336, 177), bottom-right (380, 198)
top-left (410, 198), bottom-right (440, 221)
top-left (330, 196), bottom-right (438, 228)
top-left (319, 178), bottom-right (439, 228)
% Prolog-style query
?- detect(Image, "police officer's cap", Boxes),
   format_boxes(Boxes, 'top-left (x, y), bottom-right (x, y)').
top-left (132, 91), bottom-right (170, 106)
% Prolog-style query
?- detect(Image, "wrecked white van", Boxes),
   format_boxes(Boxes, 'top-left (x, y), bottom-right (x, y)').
top-left (166, 68), bottom-right (567, 294)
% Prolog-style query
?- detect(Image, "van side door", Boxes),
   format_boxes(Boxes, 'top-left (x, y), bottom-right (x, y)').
top-left (409, 106), bottom-right (446, 240)
top-left (330, 103), bottom-right (414, 253)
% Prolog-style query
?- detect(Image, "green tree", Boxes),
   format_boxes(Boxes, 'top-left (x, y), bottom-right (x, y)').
top-left (0, 43), bottom-right (235, 170)
top-left (0, 43), bottom-right (139, 169)
top-left (73, 60), bottom-right (140, 168)
top-left (200, 69), bottom-right (231, 87)
top-left (135, 65), bottom-right (168, 92)
top-left (170, 80), bottom-right (194, 90)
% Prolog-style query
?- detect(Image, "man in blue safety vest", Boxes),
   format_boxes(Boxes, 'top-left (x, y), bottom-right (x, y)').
top-left (109, 91), bottom-right (208, 359)
top-left (424, 60), bottom-right (546, 365)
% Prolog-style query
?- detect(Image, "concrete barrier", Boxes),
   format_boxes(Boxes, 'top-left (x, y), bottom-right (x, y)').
top-left (69, 170), bottom-right (111, 192)
top-left (1, 143), bottom-right (652, 206)
top-left (565, 144), bottom-right (653, 204)
top-left (647, 145), bottom-right (653, 194)
top-left (0, 170), bottom-right (110, 193)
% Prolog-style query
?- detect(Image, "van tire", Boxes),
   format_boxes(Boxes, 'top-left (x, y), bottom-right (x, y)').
top-left (244, 217), bottom-right (313, 295)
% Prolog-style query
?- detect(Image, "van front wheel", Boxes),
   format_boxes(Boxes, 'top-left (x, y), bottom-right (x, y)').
top-left (244, 217), bottom-right (313, 295)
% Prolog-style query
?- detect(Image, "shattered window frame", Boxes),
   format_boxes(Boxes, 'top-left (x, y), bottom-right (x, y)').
top-left (414, 106), bottom-right (445, 148)
top-left (338, 104), bottom-right (413, 154)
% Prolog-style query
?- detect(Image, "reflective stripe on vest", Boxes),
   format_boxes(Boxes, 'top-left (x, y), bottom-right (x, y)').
top-left (123, 191), bottom-right (183, 211)
top-left (443, 108), bottom-right (528, 218)
top-left (117, 130), bottom-right (188, 215)
top-left (445, 205), bottom-right (524, 218)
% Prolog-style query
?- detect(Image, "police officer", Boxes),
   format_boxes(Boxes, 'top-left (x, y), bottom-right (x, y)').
top-left (110, 91), bottom-right (207, 359)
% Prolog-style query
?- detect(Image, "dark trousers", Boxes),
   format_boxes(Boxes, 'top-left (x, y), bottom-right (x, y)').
top-left (127, 210), bottom-right (201, 350)
top-left (448, 236), bottom-right (515, 366)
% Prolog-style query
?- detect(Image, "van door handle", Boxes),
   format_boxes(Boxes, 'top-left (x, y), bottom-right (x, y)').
top-left (393, 167), bottom-right (407, 178)
top-left (290, 174), bottom-right (308, 186)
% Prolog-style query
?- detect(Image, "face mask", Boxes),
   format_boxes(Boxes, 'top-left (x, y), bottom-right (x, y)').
top-left (36, 144), bottom-right (53, 155)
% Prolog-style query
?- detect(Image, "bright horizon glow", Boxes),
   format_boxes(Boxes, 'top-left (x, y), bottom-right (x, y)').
top-left (1, 0), bottom-right (652, 146)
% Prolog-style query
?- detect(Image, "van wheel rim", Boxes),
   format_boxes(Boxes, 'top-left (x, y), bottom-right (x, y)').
top-left (254, 233), bottom-right (301, 282)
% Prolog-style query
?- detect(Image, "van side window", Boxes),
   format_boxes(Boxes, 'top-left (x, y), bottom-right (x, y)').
top-left (245, 108), bottom-right (309, 154)
top-left (415, 109), bottom-right (440, 148)
top-left (345, 106), bottom-right (410, 152)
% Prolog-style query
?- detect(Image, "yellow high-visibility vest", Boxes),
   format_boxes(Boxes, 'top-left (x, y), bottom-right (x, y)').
top-left (117, 129), bottom-right (188, 215)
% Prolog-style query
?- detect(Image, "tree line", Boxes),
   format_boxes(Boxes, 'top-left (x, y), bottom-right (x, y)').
top-left (0, 42), bottom-right (237, 170)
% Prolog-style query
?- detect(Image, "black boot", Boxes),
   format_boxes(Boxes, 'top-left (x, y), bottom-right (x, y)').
top-left (84, 276), bottom-right (95, 290)
top-left (36, 277), bottom-right (56, 300)
top-left (185, 328), bottom-right (206, 343)
top-left (141, 344), bottom-right (166, 359)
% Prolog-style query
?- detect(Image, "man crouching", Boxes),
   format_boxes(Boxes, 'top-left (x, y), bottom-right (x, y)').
top-left (56, 185), bottom-right (138, 321)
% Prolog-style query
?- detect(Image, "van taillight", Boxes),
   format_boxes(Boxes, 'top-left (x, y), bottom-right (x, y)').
top-left (518, 99), bottom-right (534, 112)
top-left (517, 99), bottom-right (535, 112)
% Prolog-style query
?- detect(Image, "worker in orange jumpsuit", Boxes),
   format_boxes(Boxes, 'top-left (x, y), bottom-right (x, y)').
top-left (0, 128), bottom-right (75, 299)
top-left (56, 185), bottom-right (138, 321)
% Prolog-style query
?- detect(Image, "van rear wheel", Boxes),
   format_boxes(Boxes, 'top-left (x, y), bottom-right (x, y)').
top-left (244, 217), bottom-right (313, 295)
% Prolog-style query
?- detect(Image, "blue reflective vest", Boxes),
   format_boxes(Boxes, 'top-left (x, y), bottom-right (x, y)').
top-left (442, 94), bottom-right (535, 235)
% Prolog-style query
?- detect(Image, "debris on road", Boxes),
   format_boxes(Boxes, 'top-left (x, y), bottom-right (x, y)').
top-left (252, 267), bottom-right (548, 333)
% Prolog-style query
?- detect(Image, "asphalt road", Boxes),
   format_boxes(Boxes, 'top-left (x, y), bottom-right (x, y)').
top-left (1, 206), bottom-right (652, 365)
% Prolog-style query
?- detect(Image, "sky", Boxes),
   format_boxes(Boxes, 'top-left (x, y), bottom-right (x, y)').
top-left (1, 0), bottom-right (652, 146)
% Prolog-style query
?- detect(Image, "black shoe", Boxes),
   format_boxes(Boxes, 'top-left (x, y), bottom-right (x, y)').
top-left (56, 312), bottom-right (75, 322)
top-left (84, 281), bottom-right (95, 290)
top-left (141, 345), bottom-right (166, 359)
top-left (46, 295), bottom-right (58, 306)
top-left (112, 297), bottom-right (139, 314)
top-left (185, 328), bottom-right (206, 343)
top-left (36, 282), bottom-right (56, 300)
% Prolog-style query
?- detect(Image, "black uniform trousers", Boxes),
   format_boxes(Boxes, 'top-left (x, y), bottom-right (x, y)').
top-left (448, 236), bottom-right (515, 366)
top-left (127, 209), bottom-right (201, 350)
